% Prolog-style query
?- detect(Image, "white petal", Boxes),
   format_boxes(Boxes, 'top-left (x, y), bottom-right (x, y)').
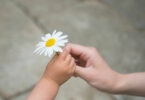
top-left (47, 48), bottom-right (52, 57)
top-left (52, 30), bottom-right (56, 36)
top-left (47, 49), bottom-right (51, 57)
top-left (33, 46), bottom-right (44, 54)
top-left (58, 39), bottom-right (68, 44)
top-left (52, 46), bottom-right (58, 52)
top-left (36, 42), bottom-right (45, 47)
top-left (45, 33), bottom-right (51, 37)
top-left (54, 32), bottom-right (63, 37)
top-left (47, 48), bottom-right (51, 57)
top-left (48, 47), bottom-right (53, 57)
top-left (44, 33), bottom-right (52, 41)
top-left (55, 42), bottom-right (65, 47)
top-left (53, 46), bottom-right (63, 52)
top-left (40, 47), bottom-right (47, 55)
top-left (44, 48), bottom-right (49, 56)
top-left (35, 47), bottom-right (45, 54)
top-left (41, 37), bottom-right (48, 41)
top-left (57, 35), bottom-right (68, 41)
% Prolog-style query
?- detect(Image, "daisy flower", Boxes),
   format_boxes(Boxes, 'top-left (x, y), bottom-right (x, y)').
top-left (34, 30), bottom-right (68, 57)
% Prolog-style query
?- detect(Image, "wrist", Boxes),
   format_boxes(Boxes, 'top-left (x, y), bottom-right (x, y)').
top-left (27, 77), bottom-right (59, 100)
top-left (41, 77), bottom-right (60, 89)
top-left (42, 73), bottom-right (61, 86)
top-left (112, 73), bottom-right (127, 94)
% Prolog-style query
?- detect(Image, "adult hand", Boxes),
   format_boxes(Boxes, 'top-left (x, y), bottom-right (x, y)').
top-left (66, 43), bottom-right (122, 93)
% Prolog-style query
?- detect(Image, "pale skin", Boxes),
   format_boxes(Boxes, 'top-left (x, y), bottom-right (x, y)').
top-left (26, 49), bottom-right (75, 100)
top-left (27, 43), bottom-right (145, 100)
top-left (66, 43), bottom-right (145, 97)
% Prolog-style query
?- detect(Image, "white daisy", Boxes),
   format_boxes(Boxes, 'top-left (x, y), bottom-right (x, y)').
top-left (34, 30), bottom-right (68, 57)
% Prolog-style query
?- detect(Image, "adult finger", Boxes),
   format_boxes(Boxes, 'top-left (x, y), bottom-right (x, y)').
top-left (74, 65), bottom-right (87, 80)
top-left (66, 43), bottom-right (89, 61)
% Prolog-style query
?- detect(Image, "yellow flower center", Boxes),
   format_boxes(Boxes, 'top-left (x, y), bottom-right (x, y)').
top-left (45, 38), bottom-right (55, 47)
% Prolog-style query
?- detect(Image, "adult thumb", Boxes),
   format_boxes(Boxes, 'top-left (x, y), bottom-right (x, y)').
top-left (74, 65), bottom-right (87, 79)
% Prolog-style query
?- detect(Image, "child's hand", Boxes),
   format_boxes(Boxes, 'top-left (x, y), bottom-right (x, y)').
top-left (27, 49), bottom-right (75, 100)
top-left (42, 49), bottom-right (75, 86)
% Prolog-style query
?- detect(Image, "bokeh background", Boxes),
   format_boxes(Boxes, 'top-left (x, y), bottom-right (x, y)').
top-left (0, 0), bottom-right (145, 100)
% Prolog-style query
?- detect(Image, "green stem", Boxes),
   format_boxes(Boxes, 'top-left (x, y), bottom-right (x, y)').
top-left (56, 52), bottom-right (59, 56)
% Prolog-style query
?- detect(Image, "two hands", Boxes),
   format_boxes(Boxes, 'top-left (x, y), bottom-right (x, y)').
top-left (27, 43), bottom-right (145, 100)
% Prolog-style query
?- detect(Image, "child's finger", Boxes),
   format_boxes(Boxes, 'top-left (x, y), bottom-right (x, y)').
top-left (65, 54), bottom-right (71, 63)
top-left (70, 58), bottom-right (76, 74)
top-left (59, 48), bottom-right (68, 60)
top-left (70, 57), bottom-right (75, 68)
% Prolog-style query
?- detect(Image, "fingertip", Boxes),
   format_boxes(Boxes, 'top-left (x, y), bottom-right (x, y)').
top-left (65, 54), bottom-right (71, 63)
top-left (74, 66), bottom-right (86, 78)
top-left (59, 48), bottom-right (68, 60)
top-left (65, 43), bottom-right (72, 53)
top-left (66, 42), bottom-right (71, 47)
top-left (66, 43), bottom-right (88, 58)
top-left (70, 57), bottom-right (75, 67)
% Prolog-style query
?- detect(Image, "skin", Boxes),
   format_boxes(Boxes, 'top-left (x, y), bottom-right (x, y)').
top-left (26, 49), bottom-right (75, 100)
top-left (27, 43), bottom-right (145, 100)
top-left (66, 43), bottom-right (145, 97)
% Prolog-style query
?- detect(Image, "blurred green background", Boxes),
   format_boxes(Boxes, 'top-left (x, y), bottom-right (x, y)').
top-left (0, 0), bottom-right (145, 100)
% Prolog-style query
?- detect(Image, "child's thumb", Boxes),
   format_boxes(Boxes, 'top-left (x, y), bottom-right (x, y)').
top-left (74, 65), bottom-right (87, 79)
